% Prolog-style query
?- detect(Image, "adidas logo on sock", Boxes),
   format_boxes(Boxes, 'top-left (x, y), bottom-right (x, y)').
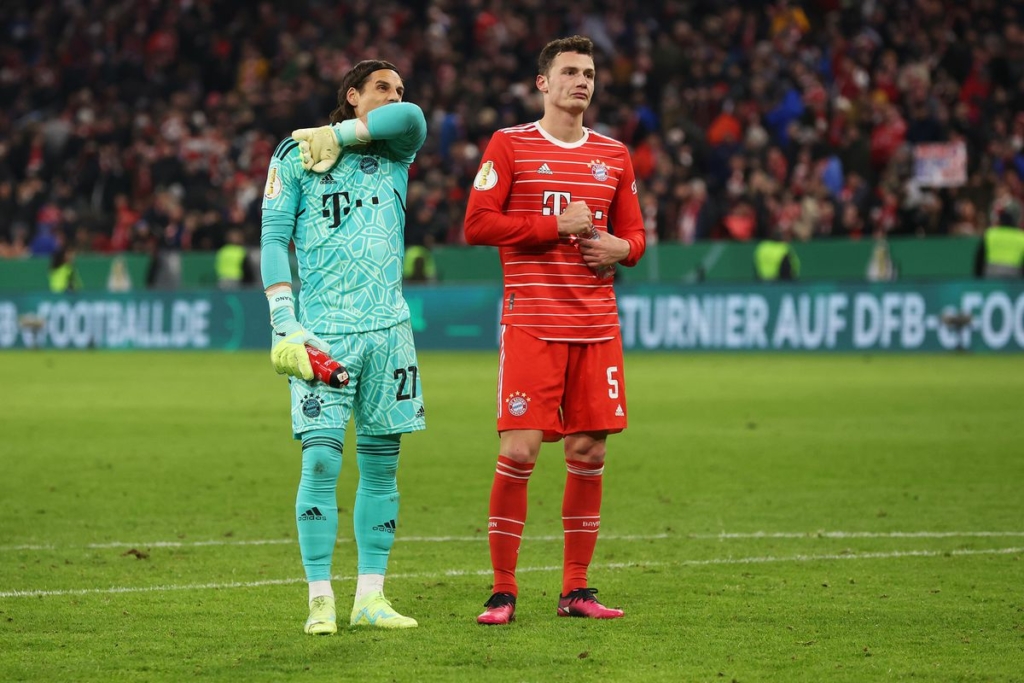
top-left (299, 506), bottom-right (327, 521)
top-left (537, 163), bottom-right (553, 175)
top-left (372, 519), bottom-right (397, 534)
top-left (320, 173), bottom-right (336, 185)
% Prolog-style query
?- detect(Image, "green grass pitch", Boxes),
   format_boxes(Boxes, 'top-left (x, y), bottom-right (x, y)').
top-left (1, 350), bottom-right (1022, 682)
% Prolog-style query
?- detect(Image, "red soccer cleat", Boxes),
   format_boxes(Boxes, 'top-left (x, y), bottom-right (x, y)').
top-left (477, 592), bottom-right (516, 625)
top-left (557, 588), bottom-right (624, 619)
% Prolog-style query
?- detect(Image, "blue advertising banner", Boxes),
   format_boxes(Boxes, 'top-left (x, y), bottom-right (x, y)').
top-left (0, 287), bottom-right (505, 351)
top-left (1, 281), bottom-right (1022, 352)
top-left (616, 282), bottom-right (1024, 352)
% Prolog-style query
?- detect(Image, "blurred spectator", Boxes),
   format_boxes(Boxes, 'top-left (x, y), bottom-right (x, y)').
top-left (1, 0), bottom-right (1023, 263)
top-left (48, 246), bottom-right (82, 293)
top-left (974, 208), bottom-right (1024, 278)
top-left (950, 197), bottom-right (985, 236)
top-left (754, 234), bottom-right (800, 282)
top-left (673, 179), bottom-right (716, 244)
top-left (404, 234), bottom-right (439, 284)
top-left (215, 227), bottom-right (255, 289)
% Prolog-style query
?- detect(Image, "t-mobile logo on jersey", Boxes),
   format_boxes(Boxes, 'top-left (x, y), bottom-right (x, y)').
top-left (541, 191), bottom-right (571, 216)
top-left (542, 191), bottom-right (604, 220)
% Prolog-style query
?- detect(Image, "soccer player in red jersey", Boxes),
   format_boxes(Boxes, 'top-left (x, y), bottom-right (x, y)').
top-left (463, 35), bottom-right (647, 625)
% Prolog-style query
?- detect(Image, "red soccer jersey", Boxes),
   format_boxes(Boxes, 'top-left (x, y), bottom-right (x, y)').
top-left (464, 122), bottom-right (646, 342)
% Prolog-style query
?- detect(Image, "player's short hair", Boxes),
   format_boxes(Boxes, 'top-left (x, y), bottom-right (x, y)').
top-left (537, 35), bottom-right (594, 76)
top-left (330, 59), bottom-right (401, 123)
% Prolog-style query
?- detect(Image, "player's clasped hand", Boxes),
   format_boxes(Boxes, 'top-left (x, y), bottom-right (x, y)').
top-left (271, 320), bottom-right (331, 381)
top-left (557, 201), bottom-right (593, 237)
top-left (291, 126), bottom-right (341, 173)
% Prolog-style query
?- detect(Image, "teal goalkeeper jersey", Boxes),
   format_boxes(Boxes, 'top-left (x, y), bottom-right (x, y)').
top-left (260, 102), bottom-right (427, 334)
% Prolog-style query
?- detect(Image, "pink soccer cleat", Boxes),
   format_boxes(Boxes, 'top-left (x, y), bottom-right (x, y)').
top-left (477, 592), bottom-right (516, 625)
top-left (557, 588), bottom-right (624, 619)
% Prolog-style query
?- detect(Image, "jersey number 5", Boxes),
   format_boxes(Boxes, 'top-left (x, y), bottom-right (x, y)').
top-left (606, 366), bottom-right (620, 399)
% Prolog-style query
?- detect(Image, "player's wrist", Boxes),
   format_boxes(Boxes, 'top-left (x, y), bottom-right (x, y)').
top-left (614, 236), bottom-right (632, 262)
top-left (267, 288), bottom-right (298, 330)
top-left (334, 119), bottom-right (371, 147)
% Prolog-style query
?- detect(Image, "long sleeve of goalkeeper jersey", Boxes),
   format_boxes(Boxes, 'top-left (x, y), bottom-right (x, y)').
top-left (260, 209), bottom-right (294, 288)
top-left (334, 102), bottom-right (427, 164)
top-left (259, 138), bottom-right (303, 288)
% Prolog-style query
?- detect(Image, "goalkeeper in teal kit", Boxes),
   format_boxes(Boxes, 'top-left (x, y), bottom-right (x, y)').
top-left (260, 60), bottom-right (427, 635)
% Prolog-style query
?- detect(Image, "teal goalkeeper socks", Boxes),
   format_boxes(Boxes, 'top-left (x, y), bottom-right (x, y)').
top-left (297, 430), bottom-right (344, 582)
top-left (354, 434), bottom-right (401, 575)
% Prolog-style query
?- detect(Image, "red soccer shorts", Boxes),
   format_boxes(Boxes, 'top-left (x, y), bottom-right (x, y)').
top-left (496, 325), bottom-right (628, 441)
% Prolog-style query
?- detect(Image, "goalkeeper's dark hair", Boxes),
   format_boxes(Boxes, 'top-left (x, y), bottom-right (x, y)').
top-left (537, 35), bottom-right (594, 76)
top-left (330, 59), bottom-right (401, 123)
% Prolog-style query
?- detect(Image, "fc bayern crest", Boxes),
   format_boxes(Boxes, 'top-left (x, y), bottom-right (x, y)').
top-left (589, 160), bottom-right (609, 182)
top-left (301, 393), bottom-right (325, 418)
top-left (506, 391), bottom-right (531, 417)
top-left (359, 156), bottom-right (379, 174)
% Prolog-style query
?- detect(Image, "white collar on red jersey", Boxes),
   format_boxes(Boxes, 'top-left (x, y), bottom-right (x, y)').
top-left (534, 121), bottom-right (591, 149)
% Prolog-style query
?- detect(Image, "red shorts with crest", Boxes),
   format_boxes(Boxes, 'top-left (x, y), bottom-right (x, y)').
top-left (495, 325), bottom-right (628, 441)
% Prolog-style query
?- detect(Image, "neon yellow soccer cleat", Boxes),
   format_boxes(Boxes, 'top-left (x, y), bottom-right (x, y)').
top-left (349, 592), bottom-right (418, 629)
top-left (304, 595), bottom-right (338, 635)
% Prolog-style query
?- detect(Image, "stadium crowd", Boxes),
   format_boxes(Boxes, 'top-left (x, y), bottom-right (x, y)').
top-left (1, 0), bottom-right (1023, 262)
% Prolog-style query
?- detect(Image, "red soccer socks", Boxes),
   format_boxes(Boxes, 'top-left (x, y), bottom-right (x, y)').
top-left (486, 455), bottom-right (534, 596)
top-left (561, 459), bottom-right (603, 596)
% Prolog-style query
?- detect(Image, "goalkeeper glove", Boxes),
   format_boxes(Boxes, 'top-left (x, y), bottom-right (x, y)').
top-left (267, 289), bottom-right (330, 381)
top-left (292, 119), bottom-right (370, 172)
top-left (291, 126), bottom-right (340, 173)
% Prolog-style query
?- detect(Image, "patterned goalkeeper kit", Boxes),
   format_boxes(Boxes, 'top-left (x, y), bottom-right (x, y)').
top-left (261, 103), bottom-right (426, 438)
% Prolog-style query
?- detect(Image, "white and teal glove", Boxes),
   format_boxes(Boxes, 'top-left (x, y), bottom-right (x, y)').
top-left (292, 119), bottom-right (370, 172)
top-left (267, 289), bottom-right (330, 380)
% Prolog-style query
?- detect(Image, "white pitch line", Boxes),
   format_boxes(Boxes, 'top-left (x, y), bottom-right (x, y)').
top-left (690, 531), bottom-right (1024, 539)
top-left (0, 533), bottom-right (670, 552)
top-left (4, 530), bottom-right (1024, 552)
top-left (1, 546), bottom-right (1020, 599)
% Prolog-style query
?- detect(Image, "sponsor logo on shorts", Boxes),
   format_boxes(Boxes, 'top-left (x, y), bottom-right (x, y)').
top-left (506, 391), bottom-right (531, 417)
top-left (301, 393), bottom-right (325, 418)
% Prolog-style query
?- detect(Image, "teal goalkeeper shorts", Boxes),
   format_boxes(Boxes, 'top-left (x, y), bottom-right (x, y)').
top-left (288, 320), bottom-right (426, 439)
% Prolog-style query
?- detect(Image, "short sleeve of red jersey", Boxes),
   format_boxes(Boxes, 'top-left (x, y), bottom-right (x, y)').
top-left (464, 131), bottom-right (560, 247)
top-left (608, 151), bottom-right (646, 267)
